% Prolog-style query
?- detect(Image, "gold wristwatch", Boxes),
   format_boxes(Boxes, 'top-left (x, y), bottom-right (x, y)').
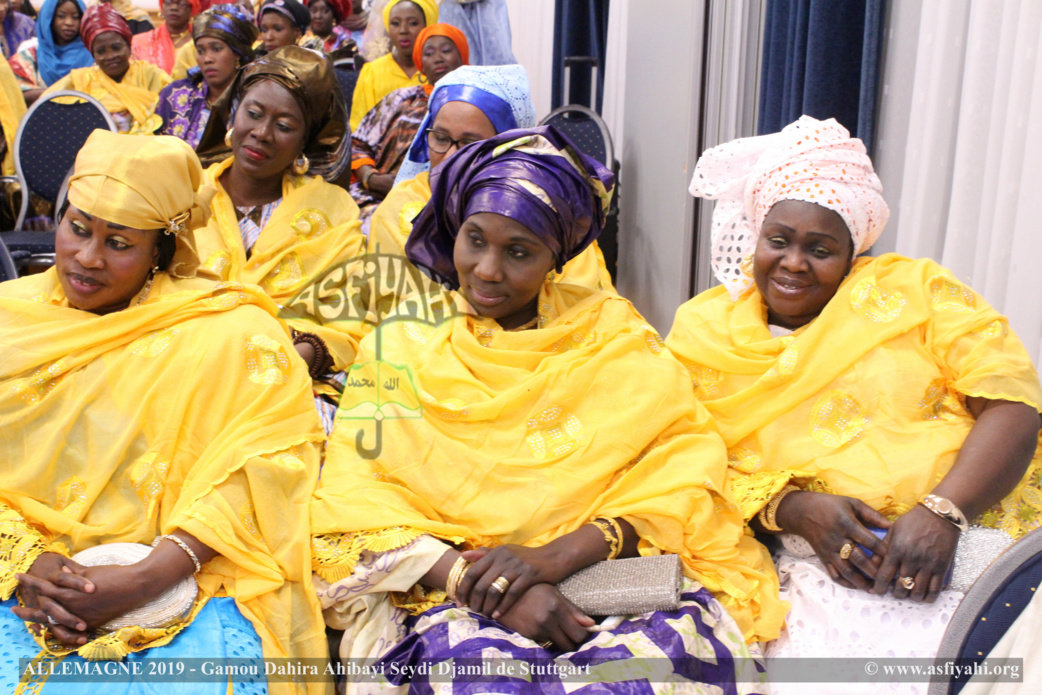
top-left (918, 494), bottom-right (969, 532)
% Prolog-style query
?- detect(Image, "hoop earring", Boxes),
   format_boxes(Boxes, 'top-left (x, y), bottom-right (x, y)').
top-left (224, 127), bottom-right (234, 148)
top-left (292, 153), bottom-right (310, 175)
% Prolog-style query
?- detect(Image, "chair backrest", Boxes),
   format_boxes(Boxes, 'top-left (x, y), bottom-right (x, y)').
top-left (13, 90), bottom-right (117, 229)
top-left (0, 234), bottom-right (17, 282)
top-left (334, 64), bottom-right (360, 125)
top-left (928, 527), bottom-right (1042, 695)
top-left (540, 104), bottom-right (614, 170)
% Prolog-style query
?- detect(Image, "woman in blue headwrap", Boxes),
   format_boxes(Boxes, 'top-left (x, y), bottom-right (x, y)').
top-left (368, 64), bottom-right (614, 293)
top-left (9, 0), bottom-right (93, 105)
top-left (312, 126), bottom-right (784, 694)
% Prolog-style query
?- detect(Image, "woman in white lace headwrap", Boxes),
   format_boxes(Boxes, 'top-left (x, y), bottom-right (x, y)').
top-left (666, 116), bottom-right (1042, 694)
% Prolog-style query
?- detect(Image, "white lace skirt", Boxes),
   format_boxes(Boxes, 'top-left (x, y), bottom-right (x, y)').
top-left (766, 536), bottom-right (965, 695)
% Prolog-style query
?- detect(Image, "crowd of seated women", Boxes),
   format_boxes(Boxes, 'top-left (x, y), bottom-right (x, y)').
top-left (0, 2), bottom-right (1040, 695)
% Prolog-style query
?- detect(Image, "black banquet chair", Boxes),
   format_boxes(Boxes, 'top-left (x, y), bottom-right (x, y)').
top-left (928, 527), bottom-right (1042, 695)
top-left (0, 89), bottom-right (117, 274)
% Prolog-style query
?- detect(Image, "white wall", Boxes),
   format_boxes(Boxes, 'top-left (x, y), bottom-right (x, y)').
top-left (504, 0), bottom-right (554, 119)
top-left (614, 0), bottom-right (706, 333)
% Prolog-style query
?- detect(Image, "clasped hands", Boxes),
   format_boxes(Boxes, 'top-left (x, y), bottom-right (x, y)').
top-left (776, 491), bottom-right (961, 603)
top-left (12, 552), bottom-right (153, 649)
top-left (452, 545), bottom-right (594, 652)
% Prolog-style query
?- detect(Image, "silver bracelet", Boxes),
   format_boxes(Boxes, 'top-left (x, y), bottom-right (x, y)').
top-left (153, 534), bottom-right (202, 574)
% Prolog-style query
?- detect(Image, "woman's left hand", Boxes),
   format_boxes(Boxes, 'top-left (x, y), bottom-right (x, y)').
top-left (872, 505), bottom-right (960, 602)
top-left (456, 545), bottom-right (562, 619)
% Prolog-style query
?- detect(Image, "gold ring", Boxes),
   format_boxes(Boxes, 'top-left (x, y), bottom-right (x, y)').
top-left (900, 576), bottom-right (915, 590)
top-left (490, 576), bottom-right (510, 593)
top-left (839, 543), bottom-right (854, 560)
top-left (539, 640), bottom-right (554, 650)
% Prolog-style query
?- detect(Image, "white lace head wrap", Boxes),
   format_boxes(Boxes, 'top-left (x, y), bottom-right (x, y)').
top-left (690, 115), bottom-right (890, 299)
top-left (394, 64), bottom-right (537, 185)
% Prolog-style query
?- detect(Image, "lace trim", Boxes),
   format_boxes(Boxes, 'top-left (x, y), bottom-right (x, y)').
top-left (32, 595), bottom-right (209, 661)
top-left (0, 507), bottom-right (48, 601)
top-left (977, 463), bottom-right (1042, 539)
top-left (312, 527), bottom-right (427, 582)
top-left (728, 470), bottom-right (832, 523)
top-left (390, 583), bottom-right (450, 616)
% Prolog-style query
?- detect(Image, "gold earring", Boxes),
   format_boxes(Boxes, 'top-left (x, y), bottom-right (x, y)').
top-left (292, 154), bottom-right (309, 175)
top-left (224, 127), bottom-right (234, 148)
top-left (136, 262), bottom-right (159, 306)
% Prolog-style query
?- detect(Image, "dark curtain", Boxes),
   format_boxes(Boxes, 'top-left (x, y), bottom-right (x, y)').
top-left (551, 0), bottom-right (610, 113)
top-left (758, 0), bottom-right (886, 152)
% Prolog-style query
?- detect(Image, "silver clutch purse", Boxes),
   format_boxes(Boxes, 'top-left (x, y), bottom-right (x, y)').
top-left (557, 554), bottom-right (683, 616)
top-left (71, 543), bottom-right (198, 632)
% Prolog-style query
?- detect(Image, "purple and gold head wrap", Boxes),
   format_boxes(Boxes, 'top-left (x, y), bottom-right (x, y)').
top-left (406, 125), bottom-right (614, 289)
top-left (193, 3), bottom-right (258, 63)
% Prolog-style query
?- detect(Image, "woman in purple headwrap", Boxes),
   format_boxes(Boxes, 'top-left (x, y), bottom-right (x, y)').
top-left (311, 126), bottom-right (784, 694)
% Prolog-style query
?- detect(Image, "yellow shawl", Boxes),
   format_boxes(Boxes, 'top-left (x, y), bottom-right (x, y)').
top-left (0, 58), bottom-right (26, 175)
top-left (197, 156), bottom-right (369, 370)
top-left (368, 171), bottom-right (617, 293)
top-left (0, 270), bottom-right (327, 694)
top-left (312, 281), bottom-right (786, 643)
top-left (44, 59), bottom-right (171, 133)
top-left (350, 53), bottom-right (421, 132)
top-left (665, 254), bottom-right (1042, 537)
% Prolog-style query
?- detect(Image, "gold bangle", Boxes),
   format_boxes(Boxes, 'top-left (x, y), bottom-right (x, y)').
top-left (153, 534), bottom-right (202, 574)
top-left (758, 485), bottom-right (801, 533)
top-left (592, 517), bottom-right (622, 560)
top-left (362, 169), bottom-right (375, 190)
top-left (446, 556), bottom-right (470, 602)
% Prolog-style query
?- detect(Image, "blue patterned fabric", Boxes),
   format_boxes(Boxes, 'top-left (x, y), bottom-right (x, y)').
top-left (373, 586), bottom-right (769, 694)
top-left (0, 597), bottom-right (268, 695)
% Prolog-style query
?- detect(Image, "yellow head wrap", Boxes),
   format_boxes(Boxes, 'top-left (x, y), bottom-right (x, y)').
top-left (382, 0), bottom-right (437, 29)
top-left (68, 130), bottom-right (214, 278)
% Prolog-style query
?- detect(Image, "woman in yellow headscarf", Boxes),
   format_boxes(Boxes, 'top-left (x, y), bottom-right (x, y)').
top-left (665, 116), bottom-right (1042, 693)
top-left (0, 130), bottom-right (327, 695)
top-left (349, 0), bottom-right (436, 131)
top-left (312, 127), bottom-right (784, 694)
top-left (43, 3), bottom-right (170, 133)
top-left (194, 45), bottom-right (367, 433)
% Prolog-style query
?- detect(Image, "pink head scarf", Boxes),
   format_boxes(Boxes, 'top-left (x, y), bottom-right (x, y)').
top-left (690, 115), bottom-right (890, 299)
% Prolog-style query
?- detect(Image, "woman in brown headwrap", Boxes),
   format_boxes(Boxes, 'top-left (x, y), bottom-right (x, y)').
top-left (194, 45), bottom-right (367, 434)
top-left (43, 3), bottom-right (169, 133)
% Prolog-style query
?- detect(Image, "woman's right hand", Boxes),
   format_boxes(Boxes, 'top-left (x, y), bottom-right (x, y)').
top-left (775, 491), bottom-right (892, 591)
top-left (367, 173), bottom-right (395, 197)
top-left (494, 583), bottom-right (594, 652)
top-left (12, 553), bottom-right (94, 648)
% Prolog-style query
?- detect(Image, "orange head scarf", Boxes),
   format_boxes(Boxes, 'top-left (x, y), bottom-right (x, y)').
top-left (412, 23), bottom-right (469, 72)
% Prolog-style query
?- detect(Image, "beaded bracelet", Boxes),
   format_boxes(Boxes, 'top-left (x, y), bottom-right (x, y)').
top-left (292, 329), bottom-right (334, 379)
top-left (591, 517), bottom-right (623, 560)
top-left (153, 534), bottom-right (202, 574)
top-left (758, 485), bottom-right (801, 533)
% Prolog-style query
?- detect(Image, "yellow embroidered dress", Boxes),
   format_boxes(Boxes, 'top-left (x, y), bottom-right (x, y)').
top-left (44, 59), bottom-right (171, 133)
top-left (0, 270), bottom-right (328, 695)
top-left (312, 282), bottom-right (787, 666)
top-left (196, 157), bottom-right (370, 371)
top-left (665, 254), bottom-right (1042, 531)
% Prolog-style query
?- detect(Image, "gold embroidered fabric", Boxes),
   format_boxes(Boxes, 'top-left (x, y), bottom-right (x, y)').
top-left (725, 470), bottom-right (833, 523)
top-left (314, 280), bottom-right (787, 644)
top-left (311, 527), bottom-right (428, 583)
top-left (666, 254), bottom-right (1042, 537)
top-left (0, 269), bottom-right (328, 693)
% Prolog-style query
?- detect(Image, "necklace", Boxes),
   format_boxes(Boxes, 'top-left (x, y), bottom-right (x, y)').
top-left (169, 27), bottom-right (191, 42)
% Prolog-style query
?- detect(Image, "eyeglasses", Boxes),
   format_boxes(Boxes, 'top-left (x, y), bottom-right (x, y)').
top-left (426, 129), bottom-right (481, 155)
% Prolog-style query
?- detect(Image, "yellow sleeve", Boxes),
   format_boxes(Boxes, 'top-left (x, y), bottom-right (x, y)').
top-left (349, 61), bottom-right (375, 133)
top-left (924, 267), bottom-right (1042, 410)
top-left (42, 71), bottom-right (75, 97)
top-left (170, 42), bottom-right (197, 81)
